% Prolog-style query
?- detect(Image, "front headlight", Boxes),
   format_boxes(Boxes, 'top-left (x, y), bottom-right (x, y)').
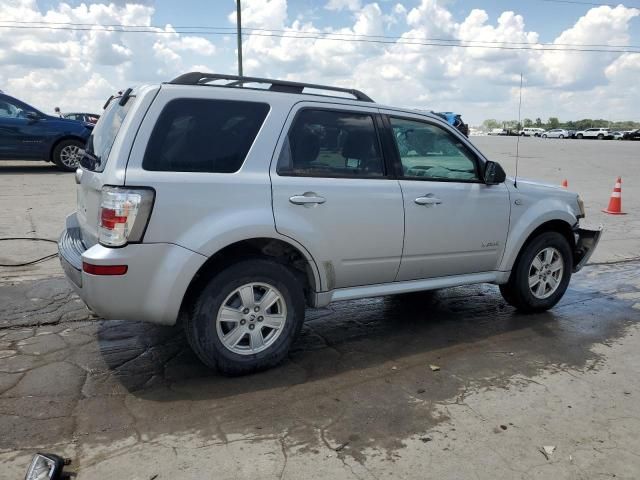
top-left (577, 195), bottom-right (586, 219)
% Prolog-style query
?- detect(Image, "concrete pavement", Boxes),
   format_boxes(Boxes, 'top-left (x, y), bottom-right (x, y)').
top-left (1, 262), bottom-right (639, 479)
top-left (1, 137), bottom-right (640, 478)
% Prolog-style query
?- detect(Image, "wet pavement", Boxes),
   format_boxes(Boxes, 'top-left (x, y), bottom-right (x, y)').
top-left (1, 261), bottom-right (639, 479)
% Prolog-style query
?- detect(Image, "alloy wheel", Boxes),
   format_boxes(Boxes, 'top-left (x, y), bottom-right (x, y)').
top-left (59, 145), bottom-right (82, 169)
top-left (215, 282), bottom-right (287, 355)
top-left (528, 247), bottom-right (564, 299)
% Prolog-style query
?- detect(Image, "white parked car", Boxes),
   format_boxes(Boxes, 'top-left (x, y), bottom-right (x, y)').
top-left (575, 128), bottom-right (612, 140)
top-left (519, 128), bottom-right (545, 137)
top-left (542, 129), bottom-right (569, 139)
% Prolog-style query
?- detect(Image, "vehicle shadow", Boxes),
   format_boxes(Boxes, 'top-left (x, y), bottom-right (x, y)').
top-left (0, 163), bottom-right (66, 174)
top-left (95, 281), bottom-right (621, 403)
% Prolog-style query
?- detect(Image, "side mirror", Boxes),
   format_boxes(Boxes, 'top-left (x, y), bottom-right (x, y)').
top-left (484, 161), bottom-right (506, 185)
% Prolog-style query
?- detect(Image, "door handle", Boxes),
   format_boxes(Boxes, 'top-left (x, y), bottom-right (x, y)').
top-left (289, 194), bottom-right (326, 205)
top-left (415, 195), bottom-right (442, 206)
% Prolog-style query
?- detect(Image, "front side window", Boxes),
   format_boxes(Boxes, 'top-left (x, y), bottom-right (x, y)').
top-left (390, 117), bottom-right (479, 182)
top-left (277, 109), bottom-right (384, 177)
top-left (143, 98), bottom-right (269, 173)
top-left (0, 98), bottom-right (26, 119)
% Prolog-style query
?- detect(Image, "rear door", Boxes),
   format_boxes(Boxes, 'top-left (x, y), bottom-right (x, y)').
top-left (382, 112), bottom-right (510, 281)
top-left (76, 95), bottom-right (137, 246)
top-left (271, 103), bottom-right (404, 290)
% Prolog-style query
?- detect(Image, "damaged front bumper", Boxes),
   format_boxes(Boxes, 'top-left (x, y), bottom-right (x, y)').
top-left (573, 226), bottom-right (603, 272)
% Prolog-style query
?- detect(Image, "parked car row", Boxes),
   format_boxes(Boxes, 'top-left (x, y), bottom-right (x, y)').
top-left (517, 126), bottom-right (640, 140)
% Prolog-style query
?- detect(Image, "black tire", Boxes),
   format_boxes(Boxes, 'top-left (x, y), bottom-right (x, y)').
top-left (184, 259), bottom-right (305, 376)
top-left (597, 134), bottom-right (604, 140)
top-left (577, 134), bottom-right (583, 139)
top-left (542, 134), bottom-right (547, 138)
top-left (52, 139), bottom-right (84, 172)
top-left (499, 232), bottom-right (572, 313)
top-left (559, 134), bottom-right (564, 139)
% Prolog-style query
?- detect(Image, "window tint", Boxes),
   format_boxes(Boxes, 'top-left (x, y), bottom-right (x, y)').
top-left (143, 98), bottom-right (269, 173)
top-left (277, 109), bottom-right (384, 177)
top-left (390, 117), bottom-right (479, 182)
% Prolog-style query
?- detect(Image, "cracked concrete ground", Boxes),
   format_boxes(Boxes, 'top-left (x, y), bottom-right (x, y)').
top-left (1, 138), bottom-right (640, 479)
top-left (1, 262), bottom-right (639, 479)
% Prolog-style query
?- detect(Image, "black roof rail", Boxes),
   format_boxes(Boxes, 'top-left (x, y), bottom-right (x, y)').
top-left (167, 72), bottom-right (374, 102)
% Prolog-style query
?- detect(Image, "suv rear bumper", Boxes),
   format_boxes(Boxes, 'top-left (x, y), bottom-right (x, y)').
top-left (58, 213), bottom-right (206, 325)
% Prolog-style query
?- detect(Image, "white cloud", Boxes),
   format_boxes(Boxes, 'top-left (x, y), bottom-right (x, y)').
top-left (0, 0), bottom-right (218, 114)
top-left (234, 0), bottom-right (640, 123)
top-left (0, 0), bottom-right (638, 124)
top-left (325, 0), bottom-right (362, 12)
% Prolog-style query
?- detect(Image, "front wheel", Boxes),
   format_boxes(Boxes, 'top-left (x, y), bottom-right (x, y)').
top-left (500, 232), bottom-right (572, 313)
top-left (559, 134), bottom-right (564, 139)
top-left (542, 134), bottom-right (547, 138)
top-left (597, 134), bottom-right (604, 140)
top-left (52, 139), bottom-right (84, 172)
top-left (184, 259), bottom-right (305, 375)
top-left (577, 134), bottom-right (584, 139)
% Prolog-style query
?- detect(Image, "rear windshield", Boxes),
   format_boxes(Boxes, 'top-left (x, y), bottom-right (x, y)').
top-left (142, 98), bottom-right (269, 173)
top-left (80, 97), bottom-right (133, 172)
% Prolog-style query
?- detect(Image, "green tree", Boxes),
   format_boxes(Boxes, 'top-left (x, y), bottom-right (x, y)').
top-left (482, 119), bottom-right (501, 131)
top-left (535, 118), bottom-right (542, 127)
top-left (523, 118), bottom-right (533, 128)
top-left (548, 117), bottom-right (560, 129)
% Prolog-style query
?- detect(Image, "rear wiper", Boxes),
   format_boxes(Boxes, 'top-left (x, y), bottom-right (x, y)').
top-left (102, 95), bottom-right (114, 110)
top-left (79, 149), bottom-right (100, 169)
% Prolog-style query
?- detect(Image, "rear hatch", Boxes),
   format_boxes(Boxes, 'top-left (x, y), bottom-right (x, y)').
top-left (77, 94), bottom-right (135, 247)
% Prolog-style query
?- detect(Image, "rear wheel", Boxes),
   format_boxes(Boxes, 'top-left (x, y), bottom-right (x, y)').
top-left (500, 232), bottom-right (572, 313)
top-left (184, 259), bottom-right (305, 375)
top-left (52, 139), bottom-right (84, 172)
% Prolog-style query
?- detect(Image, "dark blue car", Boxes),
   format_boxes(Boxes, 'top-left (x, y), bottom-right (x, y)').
top-left (0, 93), bottom-right (92, 171)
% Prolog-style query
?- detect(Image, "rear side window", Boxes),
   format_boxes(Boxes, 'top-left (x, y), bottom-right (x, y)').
top-left (277, 109), bottom-right (384, 178)
top-left (82, 98), bottom-right (133, 172)
top-left (143, 98), bottom-right (269, 173)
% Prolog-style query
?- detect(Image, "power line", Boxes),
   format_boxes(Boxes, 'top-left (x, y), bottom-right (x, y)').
top-left (1, 20), bottom-right (640, 50)
top-left (1, 22), bottom-right (639, 53)
top-left (537, 0), bottom-right (640, 7)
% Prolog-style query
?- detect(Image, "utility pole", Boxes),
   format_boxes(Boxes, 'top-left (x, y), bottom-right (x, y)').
top-left (236, 0), bottom-right (243, 78)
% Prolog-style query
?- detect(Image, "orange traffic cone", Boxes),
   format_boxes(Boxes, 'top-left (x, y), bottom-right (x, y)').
top-left (602, 176), bottom-right (626, 215)
top-left (561, 179), bottom-right (568, 188)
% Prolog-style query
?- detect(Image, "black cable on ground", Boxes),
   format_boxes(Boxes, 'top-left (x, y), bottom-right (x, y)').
top-left (0, 237), bottom-right (59, 267)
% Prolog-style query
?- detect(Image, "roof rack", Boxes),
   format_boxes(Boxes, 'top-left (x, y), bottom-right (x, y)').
top-left (168, 72), bottom-right (374, 102)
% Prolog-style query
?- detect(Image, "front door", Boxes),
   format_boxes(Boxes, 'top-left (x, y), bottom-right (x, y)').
top-left (384, 114), bottom-right (511, 281)
top-left (271, 104), bottom-right (404, 291)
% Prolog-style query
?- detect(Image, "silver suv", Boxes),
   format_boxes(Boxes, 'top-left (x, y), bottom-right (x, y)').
top-left (59, 73), bottom-right (601, 375)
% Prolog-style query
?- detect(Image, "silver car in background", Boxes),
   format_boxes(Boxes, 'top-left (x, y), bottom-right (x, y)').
top-left (542, 129), bottom-right (569, 139)
top-left (58, 72), bottom-right (602, 375)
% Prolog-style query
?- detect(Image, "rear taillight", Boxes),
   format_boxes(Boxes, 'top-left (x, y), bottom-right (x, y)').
top-left (98, 186), bottom-right (154, 247)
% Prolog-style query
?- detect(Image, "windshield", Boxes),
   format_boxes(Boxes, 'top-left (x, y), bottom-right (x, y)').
top-left (81, 97), bottom-right (134, 172)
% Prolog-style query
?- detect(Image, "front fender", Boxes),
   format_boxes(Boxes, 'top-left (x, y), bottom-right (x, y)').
top-left (499, 197), bottom-right (578, 272)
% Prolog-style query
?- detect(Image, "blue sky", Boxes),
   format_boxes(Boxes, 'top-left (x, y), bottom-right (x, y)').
top-left (4, 1), bottom-right (640, 123)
